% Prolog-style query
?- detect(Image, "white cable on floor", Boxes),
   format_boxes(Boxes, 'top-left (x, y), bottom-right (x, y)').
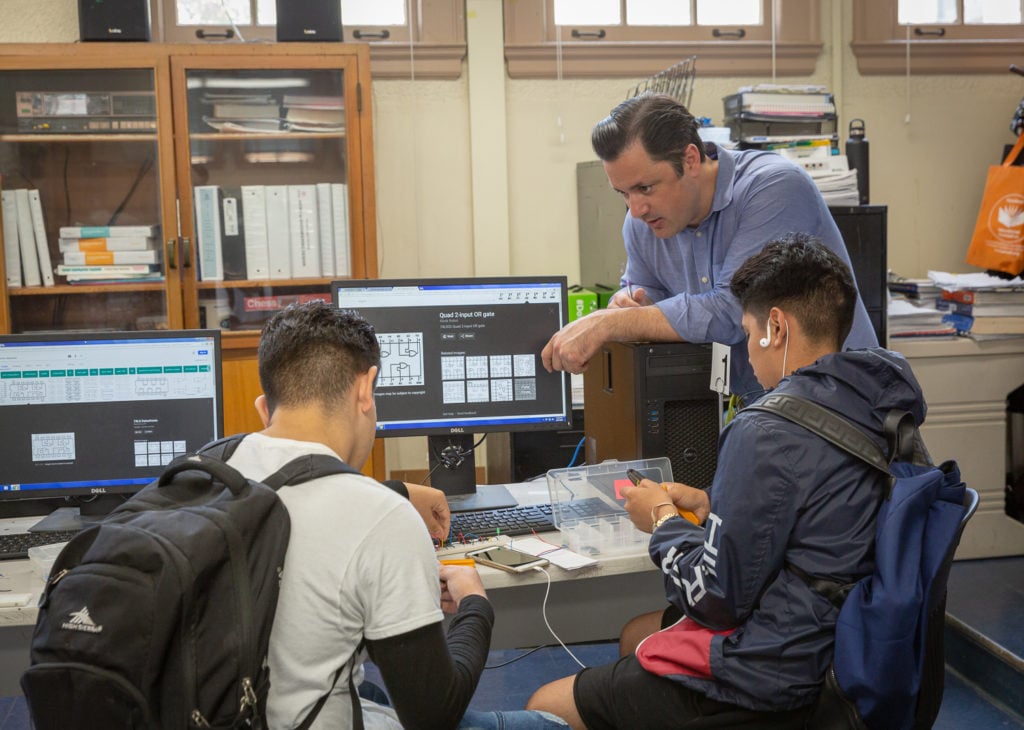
top-left (533, 566), bottom-right (587, 670)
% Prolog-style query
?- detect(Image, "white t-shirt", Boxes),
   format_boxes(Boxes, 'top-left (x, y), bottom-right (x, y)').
top-left (227, 433), bottom-right (444, 729)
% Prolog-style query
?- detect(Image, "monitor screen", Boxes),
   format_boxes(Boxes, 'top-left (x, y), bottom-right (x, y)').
top-left (0, 330), bottom-right (223, 521)
top-left (332, 276), bottom-right (571, 506)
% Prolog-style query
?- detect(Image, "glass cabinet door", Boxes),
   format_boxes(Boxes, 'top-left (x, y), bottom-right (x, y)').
top-left (173, 58), bottom-right (362, 336)
top-left (0, 57), bottom-right (180, 334)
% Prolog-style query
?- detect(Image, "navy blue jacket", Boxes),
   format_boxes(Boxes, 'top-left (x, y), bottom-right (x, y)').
top-left (638, 348), bottom-right (926, 711)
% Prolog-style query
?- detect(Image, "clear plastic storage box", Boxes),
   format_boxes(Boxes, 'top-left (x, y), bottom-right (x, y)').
top-left (545, 457), bottom-right (673, 556)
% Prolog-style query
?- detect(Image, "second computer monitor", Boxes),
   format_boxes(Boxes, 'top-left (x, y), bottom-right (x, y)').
top-left (0, 330), bottom-right (223, 524)
top-left (332, 276), bottom-right (572, 505)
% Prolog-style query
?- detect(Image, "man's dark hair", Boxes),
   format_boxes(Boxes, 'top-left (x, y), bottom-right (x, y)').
top-left (730, 233), bottom-right (857, 347)
top-left (591, 93), bottom-right (706, 175)
top-left (258, 300), bottom-right (381, 415)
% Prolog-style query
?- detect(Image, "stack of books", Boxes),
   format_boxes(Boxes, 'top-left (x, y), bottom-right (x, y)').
top-left (887, 274), bottom-right (956, 338)
top-left (56, 225), bottom-right (162, 283)
top-left (939, 287), bottom-right (1024, 336)
top-left (887, 276), bottom-right (943, 305)
top-left (282, 95), bottom-right (344, 133)
top-left (888, 299), bottom-right (957, 338)
top-left (202, 92), bottom-right (282, 134)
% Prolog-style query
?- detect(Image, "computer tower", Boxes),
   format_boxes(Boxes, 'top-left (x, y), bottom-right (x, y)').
top-left (276, 0), bottom-right (344, 42)
top-left (828, 205), bottom-right (888, 344)
top-left (78, 0), bottom-right (151, 41)
top-left (584, 342), bottom-right (719, 489)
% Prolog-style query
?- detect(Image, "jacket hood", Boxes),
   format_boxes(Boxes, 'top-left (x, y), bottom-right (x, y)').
top-left (775, 347), bottom-right (926, 443)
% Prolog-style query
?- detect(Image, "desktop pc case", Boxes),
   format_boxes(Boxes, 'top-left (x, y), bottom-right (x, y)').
top-left (583, 342), bottom-right (719, 489)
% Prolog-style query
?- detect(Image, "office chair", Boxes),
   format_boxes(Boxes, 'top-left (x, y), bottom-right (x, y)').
top-left (808, 486), bottom-right (981, 730)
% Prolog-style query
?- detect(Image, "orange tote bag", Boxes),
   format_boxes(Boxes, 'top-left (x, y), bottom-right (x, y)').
top-left (965, 133), bottom-right (1024, 276)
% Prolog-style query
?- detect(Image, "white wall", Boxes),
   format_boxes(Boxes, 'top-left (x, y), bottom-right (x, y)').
top-left (4, 0), bottom-right (1021, 475)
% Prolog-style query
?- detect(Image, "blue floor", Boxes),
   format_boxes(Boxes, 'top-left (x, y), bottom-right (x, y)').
top-left (947, 556), bottom-right (1024, 660)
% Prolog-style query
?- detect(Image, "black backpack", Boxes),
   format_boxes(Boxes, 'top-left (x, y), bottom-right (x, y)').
top-left (21, 434), bottom-right (363, 730)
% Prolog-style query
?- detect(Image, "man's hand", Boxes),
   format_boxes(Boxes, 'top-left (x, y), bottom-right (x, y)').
top-left (541, 309), bottom-right (614, 374)
top-left (608, 286), bottom-right (653, 308)
top-left (404, 483), bottom-right (451, 540)
top-left (438, 564), bottom-right (487, 614)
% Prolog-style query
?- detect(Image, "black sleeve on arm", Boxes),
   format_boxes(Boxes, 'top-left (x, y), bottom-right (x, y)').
top-left (381, 479), bottom-right (410, 499)
top-left (365, 595), bottom-right (494, 730)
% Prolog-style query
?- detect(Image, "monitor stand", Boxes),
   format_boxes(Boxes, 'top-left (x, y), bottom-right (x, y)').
top-left (446, 484), bottom-right (518, 513)
top-left (427, 434), bottom-right (518, 513)
top-left (28, 495), bottom-right (127, 533)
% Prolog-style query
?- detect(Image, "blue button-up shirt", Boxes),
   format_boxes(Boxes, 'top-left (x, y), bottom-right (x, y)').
top-left (621, 145), bottom-right (878, 401)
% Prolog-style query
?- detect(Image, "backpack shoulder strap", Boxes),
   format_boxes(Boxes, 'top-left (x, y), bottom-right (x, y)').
top-left (262, 453), bottom-right (362, 490)
top-left (746, 393), bottom-right (892, 477)
top-left (198, 434), bottom-right (362, 490)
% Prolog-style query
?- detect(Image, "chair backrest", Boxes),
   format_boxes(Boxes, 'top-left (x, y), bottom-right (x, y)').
top-left (911, 486), bottom-right (979, 730)
top-left (807, 486), bottom-right (980, 730)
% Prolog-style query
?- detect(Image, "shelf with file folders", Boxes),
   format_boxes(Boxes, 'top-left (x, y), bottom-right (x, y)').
top-left (192, 183), bottom-right (351, 284)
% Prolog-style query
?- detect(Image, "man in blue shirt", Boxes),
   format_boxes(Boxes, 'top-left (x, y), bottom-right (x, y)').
top-left (541, 94), bottom-right (877, 402)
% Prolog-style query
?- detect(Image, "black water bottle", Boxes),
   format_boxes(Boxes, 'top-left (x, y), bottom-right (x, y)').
top-left (846, 119), bottom-right (869, 205)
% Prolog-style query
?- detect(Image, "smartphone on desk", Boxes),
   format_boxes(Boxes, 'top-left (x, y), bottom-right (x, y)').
top-left (464, 546), bottom-right (549, 574)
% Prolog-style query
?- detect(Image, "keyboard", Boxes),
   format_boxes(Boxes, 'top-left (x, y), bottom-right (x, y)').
top-left (0, 530), bottom-right (79, 561)
top-left (448, 498), bottom-right (614, 539)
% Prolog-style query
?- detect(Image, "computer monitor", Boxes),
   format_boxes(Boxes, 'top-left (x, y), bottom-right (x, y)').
top-left (0, 330), bottom-right (223, 529)
top-left (332, 276), bottom-right (572, 511)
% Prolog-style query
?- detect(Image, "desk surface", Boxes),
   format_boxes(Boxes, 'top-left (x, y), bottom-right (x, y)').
top-left (0, 484), bottom-right (660, 630)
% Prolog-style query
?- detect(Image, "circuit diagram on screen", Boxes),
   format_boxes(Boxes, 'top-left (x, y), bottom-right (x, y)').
top-left (378, 332), bottom-right (425, 387)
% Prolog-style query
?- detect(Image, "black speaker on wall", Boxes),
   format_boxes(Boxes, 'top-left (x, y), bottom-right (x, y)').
top-left (276, 0), bottom-right (343, 42)
top-left (79, 0), bottom-right (151, 41)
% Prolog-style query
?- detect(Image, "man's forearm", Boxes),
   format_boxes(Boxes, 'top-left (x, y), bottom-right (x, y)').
top-left (601, 305), bottom-right (682, 343)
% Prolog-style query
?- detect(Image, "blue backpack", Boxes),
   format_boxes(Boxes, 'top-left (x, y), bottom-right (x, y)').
top-left (749, 393), bottom-right (976, 730)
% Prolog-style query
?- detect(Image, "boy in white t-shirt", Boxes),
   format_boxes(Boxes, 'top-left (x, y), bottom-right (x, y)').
top-left (238, 301), bottom-right (567, 730)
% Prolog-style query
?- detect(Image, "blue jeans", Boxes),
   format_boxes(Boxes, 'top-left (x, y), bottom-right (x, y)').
top-left (359, 681), bottom-right (568, 729)
top-left (458, 709), bottom-right (569, 729)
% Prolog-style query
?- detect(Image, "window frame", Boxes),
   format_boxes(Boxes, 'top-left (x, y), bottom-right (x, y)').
top-left (152, 0), bottom-right (466, 79)
top-left (852, 0), bottom-right (1024, 74)
top-left (503, 0), bottom-right (823, 78)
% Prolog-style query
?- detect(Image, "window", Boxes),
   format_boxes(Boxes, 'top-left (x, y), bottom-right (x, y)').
top-left (155, 0), bottom-right (466, 79)
top-left (504, 0), bottom-right (823, 78)
top-left (853, 0), bottom-right (1024, 74)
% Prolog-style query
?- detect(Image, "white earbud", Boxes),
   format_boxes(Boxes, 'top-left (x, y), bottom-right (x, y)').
top-left (759, 320), bottom-right (771, 348)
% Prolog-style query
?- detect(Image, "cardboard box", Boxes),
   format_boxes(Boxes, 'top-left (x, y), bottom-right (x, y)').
top-left (567, 285), bottom-right (598, 322)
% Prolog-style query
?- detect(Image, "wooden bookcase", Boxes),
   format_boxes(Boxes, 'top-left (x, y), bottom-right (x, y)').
top-left (0, 43), bottom-right (378, 453)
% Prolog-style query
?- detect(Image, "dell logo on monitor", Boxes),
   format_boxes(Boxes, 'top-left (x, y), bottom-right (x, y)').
top-left (90, 488), bottom-right (109, 494)
top-left (450, 428), bottom-right (465, 433)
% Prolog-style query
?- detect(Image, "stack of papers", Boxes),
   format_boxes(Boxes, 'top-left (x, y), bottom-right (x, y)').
top-left (889, 298), bottom-right (957, 338)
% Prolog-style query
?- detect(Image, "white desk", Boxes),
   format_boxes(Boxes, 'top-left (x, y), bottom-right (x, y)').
top-left (0, 489), bottom-right (667, 694)
top-left (443, 480), bottom-right (665, 649)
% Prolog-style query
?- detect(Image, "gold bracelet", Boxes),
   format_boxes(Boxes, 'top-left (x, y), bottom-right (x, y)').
top-left (650, 502), bottom-right (676, 530)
